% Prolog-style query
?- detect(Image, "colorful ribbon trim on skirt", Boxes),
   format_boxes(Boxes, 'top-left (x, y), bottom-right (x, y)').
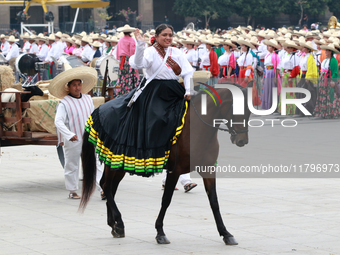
top-left (85, 101), bottom-right (189, 174)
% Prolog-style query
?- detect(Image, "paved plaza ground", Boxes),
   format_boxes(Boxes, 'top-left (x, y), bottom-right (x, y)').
top-left (1, 116), bottom-right (340, 255)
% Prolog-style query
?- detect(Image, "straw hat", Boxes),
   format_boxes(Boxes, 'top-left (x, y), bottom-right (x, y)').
top-left (237, 39), bottom-right (255, 49)
top-left (249, 36), bottom-right (260, 46)
top-left (314, 38), bottom-right (327, 45)
top-left (149, 29), bottom-right (156, 35)
top-left (7, 36), bottom-right (19, 42)
top-left (323, 30), bottom-right (333, 38)
top-left (276, 37), bottom-right (286, 43)
top-left (48, 66), bottom-right (97, 99)
top-left (220, 39), bottom-right (237, 48)
top-left (182, 38), bottom-right (199, 45)
top-left (78, 31), bottom-right (87, 37)
top-left (265, 31), bottom-right (278, 39)
top-left (282, 40), bottom-right (301, 49)
top-left (299, 41), bottom-right (317, 51)
top-left (0, 34), bottom-right (7, 39)
top-left (202, 38), bottom-right (219, 46)
top-left (47, 34), bottom-right (57, 41)
top-left (320, 43), bottom-right (340, 54)
top-left (20, 32), bottom-right (30, 39)
top-left (257, 30), bottom-right (266, 38)
top-left (263, 39), bottom-right (280, 49)
top-left (55, 31), bottom-right (63, 38)
top-left (91, 41), bottom-right (101, 48)
top-left (63, 38), bottom-right (74, 44)
top-left (74, 39), bottom-right (81, 46)
top-left (29, 34), bottom-right (37, 41)
top-left (106, 36), bottom-right (119, 43)
top-left (81, 36), bottom-right (92, 44)
top-left (117, 24), bottom-right (135, 33)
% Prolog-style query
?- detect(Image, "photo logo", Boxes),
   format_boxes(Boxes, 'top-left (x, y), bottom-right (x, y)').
top-left (200, 83), bottom-right (312, 116)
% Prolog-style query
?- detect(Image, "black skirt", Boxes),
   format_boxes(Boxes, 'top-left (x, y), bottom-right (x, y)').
top-left (85, 79), bottom-right (187, 177)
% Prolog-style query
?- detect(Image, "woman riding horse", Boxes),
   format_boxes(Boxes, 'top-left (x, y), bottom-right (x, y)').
top-left (80, 24), bottom-right (251, 245)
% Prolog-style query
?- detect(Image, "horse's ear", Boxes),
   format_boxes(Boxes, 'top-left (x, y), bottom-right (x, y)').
top-left (246, 81), bottom-right (253, 88)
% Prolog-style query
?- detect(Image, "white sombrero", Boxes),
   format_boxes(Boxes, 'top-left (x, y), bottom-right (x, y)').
top-left (263, 39), bottom-right (281, 49)
top-left (237, 39), bottom-right (255, 49)
top-left (7, 36), bottom-right (19, 42)
top-left (320, 43), bottom-right (340, 54)
top-left (220, 39), bottom-right (237, 48)
top-left (181, 38), bottom-right (199, 45)
top-left (90, 41), bottom-right (101, 48)
top-left (117, 24), bottom-right (135, 33)
top-left (48, 66), bottom-right (97, 99)
top-left (299, 41), bottom-right (317, 51)
top-left (282, 40), bottom-right (301, 49)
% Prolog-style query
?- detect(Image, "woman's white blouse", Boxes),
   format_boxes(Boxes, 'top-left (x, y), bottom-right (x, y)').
top-left (264, 53), bottom-right (273, 66)
top-left (299, 52), bottom-right (310, 71)
top-left (321, 58), bottom-right (330, 70)
top-left (218, 52), bottom-right (231, 66)
top-left (130, 41), bottom-right (194, 95)
top-left (237, 51), bottom-right (253, 76)
top-left (185, 48), bottom-right (198, 65)
top-left (280, 52), bottom-right (300, 70)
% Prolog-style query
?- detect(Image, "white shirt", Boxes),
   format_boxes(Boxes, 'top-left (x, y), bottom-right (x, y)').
top-left (200, 49), bottom-right (211, 68)
top-left (108, 46), bottom-right (117, 59)
top-left (321, 58), bottom-right (330, 71)
top-left (5, 43), bottom-right (20, 61)
top-left (45, 42), bottom-right (61, 62)
top-left (237, 51), bottom-right (253, 76)
top-left (29, 42), bottom-right (39, 54)
top-left (130, 41), bottom-right (194, 96)
top-left (280, 52), bottom-right (300, 70)
top-left (185, 48), bottom-right (197, 66)
top-left (197, 43), bottom-right (206, 59)
top-left (36, 44), bottom-right (49, 61)
top-left (81, 44), bottom-right (93, 63)
top-left (57, 40), bottom-right (65, 53)
top-left (299, 53), bottom-right (310, 71)
top-left (1, 41), bottom-right (10, 56)
top-left (22, 41), bottom-right (31, 53)
top-left (264, 53), bottom-right (273, 66)
top-left (258, 40), bottom-right (268, 60)
top-left (218, 51), bottom-right (232, 66)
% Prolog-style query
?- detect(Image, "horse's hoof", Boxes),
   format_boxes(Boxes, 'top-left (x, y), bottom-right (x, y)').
top-left (223, 236), bottom-right (238, 245)
top-left (155, 235), bottom-right (170, 244)
top-left (111, 225), bottom-right (125, 238)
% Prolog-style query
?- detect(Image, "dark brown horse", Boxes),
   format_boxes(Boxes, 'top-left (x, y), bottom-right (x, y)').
top-left (79, 83), bottom-right (251, 245)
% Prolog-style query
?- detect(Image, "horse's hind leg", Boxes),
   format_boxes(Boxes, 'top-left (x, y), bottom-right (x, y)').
top-left (201, 176), bottom-right (238, 245)
top-left (155, 170), bottom-right (180, 244)
top-left (102, 166), bottom-right (126, 238)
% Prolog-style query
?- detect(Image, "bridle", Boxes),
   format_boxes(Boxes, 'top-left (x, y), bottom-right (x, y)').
top-left (191, 97), bottom-right (249, 137)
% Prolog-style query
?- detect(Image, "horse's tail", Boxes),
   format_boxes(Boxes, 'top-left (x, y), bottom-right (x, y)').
top-left (79, 131), bottom-right (97, 212)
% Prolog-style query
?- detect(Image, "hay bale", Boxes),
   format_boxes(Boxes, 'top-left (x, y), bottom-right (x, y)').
top-left (0, 65), bottom-right (15, 90)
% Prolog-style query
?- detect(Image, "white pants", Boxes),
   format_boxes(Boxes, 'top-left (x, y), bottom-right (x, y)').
top-left (162, 172), bottom-right (192, 186)
top-left (63, 139), bottom-right (103, 192)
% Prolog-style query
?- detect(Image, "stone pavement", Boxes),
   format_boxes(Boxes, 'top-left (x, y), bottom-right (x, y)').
top-left (1, 116), bottom-right (340, 255)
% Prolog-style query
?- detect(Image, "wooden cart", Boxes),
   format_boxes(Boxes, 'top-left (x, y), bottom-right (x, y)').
top-left (0, 91), bottom-right (58, 147)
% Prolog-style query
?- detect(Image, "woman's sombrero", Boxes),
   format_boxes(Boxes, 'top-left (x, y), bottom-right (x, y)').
top-left (48, 66), bottom-right (97, 99)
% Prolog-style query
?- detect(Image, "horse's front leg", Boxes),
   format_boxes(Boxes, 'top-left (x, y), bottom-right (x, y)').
top-left (102, 166), bottom-right (126, 238)
top-left (201, 176), bottom-right (238, 245)
top-left (155, 170), bottom-right (180, 244)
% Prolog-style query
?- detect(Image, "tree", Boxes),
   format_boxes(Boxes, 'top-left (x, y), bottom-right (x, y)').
top-left (231, 0), bottom-right (284, 27)
top-left (327, 1), bottom-right (340, 18)
top-left (280, 0), bottom-right (330, 26)
top-left (173, 0), bottom-right (233, 28)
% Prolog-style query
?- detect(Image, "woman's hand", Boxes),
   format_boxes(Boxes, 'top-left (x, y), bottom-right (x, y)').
top-left (244, 77), bottom-right (248, 83)
top-left (330, 81), bottom-right (335, 88)
top-left (134, 28), bottom-right (144, 42)
top-left (184, 94), bottom-right (191, 101)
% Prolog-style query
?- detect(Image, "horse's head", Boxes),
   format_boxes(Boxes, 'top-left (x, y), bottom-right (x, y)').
top-left (220, 82), bottom-right (251, 147)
